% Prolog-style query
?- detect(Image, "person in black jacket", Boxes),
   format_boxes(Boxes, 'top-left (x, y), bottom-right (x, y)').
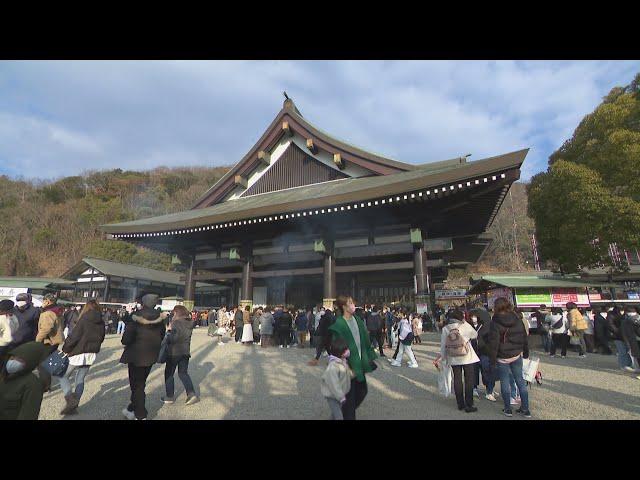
top-left (162, 305), bottom-right (199, 405)
top-left (120, 294), bottom-right (166, 420)
top-left (11, 293), bottom-right (40, 347)
top-left (607, 306), bottom-right (633, 370)
top-left (308, 307), bottom-right (335, 365)
top-left (487, 297), bottom-right (531, 418)
top-left (277, 307), bottom-right (293, 348)
top-left (593, 306), bottom-right (612, 355)
top-left (56, 299), bottom-right (106, 416)
top-left (620, 306), bottom-right (640, 373)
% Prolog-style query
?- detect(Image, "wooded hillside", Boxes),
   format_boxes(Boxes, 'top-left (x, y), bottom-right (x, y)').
top-left (0, 166), bottom-right (536, 278)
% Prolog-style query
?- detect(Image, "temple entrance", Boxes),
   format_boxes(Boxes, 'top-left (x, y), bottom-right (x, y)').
top-left (285, 275), bottom-right (323, 307)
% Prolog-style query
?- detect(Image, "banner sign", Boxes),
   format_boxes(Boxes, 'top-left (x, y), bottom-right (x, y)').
top-left (487, 288), bottom-right (512, 309)
top-left (0, 287), bottom-right (28, 298)
top-left (514, 288), bottom-right (552, 307)
top-left (435, 289), bottom-right (467, 299)
top-left (551, 288), bottom-right (589, 307)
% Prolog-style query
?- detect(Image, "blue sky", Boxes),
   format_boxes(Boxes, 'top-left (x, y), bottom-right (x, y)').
top-left (0, 60), bottom-right (638, 181)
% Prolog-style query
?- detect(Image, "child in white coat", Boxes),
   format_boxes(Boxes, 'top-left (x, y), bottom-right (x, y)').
top-left (321, 337), bottom-right (353, 420)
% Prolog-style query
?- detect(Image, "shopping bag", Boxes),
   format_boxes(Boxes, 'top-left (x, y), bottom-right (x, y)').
top-left (437, 362), bottom-right (452, 397)
top-left (569, 335), bottom-right (581, 346)
top-left (522, 357), bottom-right (539, 384)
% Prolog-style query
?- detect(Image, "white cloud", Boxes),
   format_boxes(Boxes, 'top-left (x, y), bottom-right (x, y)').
top-left (0, 60), bottom-right (638, 180)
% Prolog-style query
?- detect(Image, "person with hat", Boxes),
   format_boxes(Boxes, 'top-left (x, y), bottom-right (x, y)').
top-left (35, 294), bottom-right (65, 392)
top-left (12, 292), bottom-right (40, 347)
top-left (0, 300), bottom-right (19, 367)
top-left (120, 293), bottom-right (166, 420)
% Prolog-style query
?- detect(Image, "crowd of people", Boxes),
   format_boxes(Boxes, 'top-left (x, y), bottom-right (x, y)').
top-left (1, 289), bottom-right (639, 421)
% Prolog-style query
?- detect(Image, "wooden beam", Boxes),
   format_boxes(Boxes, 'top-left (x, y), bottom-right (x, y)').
top-left (335, 262), bottom-right (413, 273)
top-left (333, 153), bottom-right (344, 169)
top-left (257, 150), bottom-right (270, 166)
top-left (282, 121), bottom-right (293, 137)
top-left (306, 138), bottom-right (317, 154)
top-left (234, 175), bottom-right (248, 188)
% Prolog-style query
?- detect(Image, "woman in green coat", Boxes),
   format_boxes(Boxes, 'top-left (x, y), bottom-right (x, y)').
top-left (329, 295), bottom-right (377, 420)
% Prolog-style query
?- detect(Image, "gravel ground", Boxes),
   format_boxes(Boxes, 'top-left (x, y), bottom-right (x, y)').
top-left (38, 330), bottom-right (640, 420)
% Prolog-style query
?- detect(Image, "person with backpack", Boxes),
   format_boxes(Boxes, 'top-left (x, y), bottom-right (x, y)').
top-left (567, 302), bottom-right (588, 358)
top-left (120, 294), bottom-right (166, 420)
top-left (434, 309), bottom-right (479, 413)
top-left (547, 307), bottom-right (568, 358)
top-left (366, 306), bottom-right (385, 357)
top-left (390, 311), bottom-right (418, 368)
top-left (56, 299), bottom-right (106, 416)
top-left (487, 297), bottom-right (531, 418)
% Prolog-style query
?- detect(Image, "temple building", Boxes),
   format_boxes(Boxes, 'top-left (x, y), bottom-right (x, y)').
top-left (101, 98), bottom-right (528, 312)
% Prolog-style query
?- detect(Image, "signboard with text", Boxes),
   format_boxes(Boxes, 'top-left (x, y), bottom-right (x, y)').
top-left (435, 289), bottom-right (467, 300)
top-left (0, 287), bottom-right (28, 298)
top-left (514, 288), bottom-right (552, 308)
top-left (551, 288), bottom-right (589, 307)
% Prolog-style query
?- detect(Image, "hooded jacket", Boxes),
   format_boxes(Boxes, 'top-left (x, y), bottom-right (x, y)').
top-left (0, 341), bottom-right (49, 420)
top-left (62, 310), bottom-right (106, 357)
top-left (12, 304), bottom-right (40, 346)
top-left (167, 313), bottom-right (194, 358)
top-left (321, 355), bottom-right (353, 402)
top-left (36, 305), bottom-right (65, 346)
top-left (120, 307), bottom-right (165, 366)
top-left (488, 311), bottom-right (529, 366)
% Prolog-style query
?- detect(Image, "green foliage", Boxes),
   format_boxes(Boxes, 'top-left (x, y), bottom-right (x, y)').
top-left (532, 73), bottom-right (640, 273)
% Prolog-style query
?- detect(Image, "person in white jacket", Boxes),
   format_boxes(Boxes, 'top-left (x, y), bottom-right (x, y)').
top-left (321, 337), bottom-right (353, 420)
top-left (434, 309), bottom-right (479, 413)
top-left (0, 300), bottom-right (20, 357)
top-left (546, 307), bottom-right (568, 357)
top-left (390, 313), bottom-right (419, 368)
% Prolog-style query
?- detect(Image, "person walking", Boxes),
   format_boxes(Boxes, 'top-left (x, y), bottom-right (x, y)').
top-left (476, 310), bottom-right (499, 402)
top-left (487, 297), bottom-right (531, 418)
top-left (384, 306), bottom-right (394, 348)
top-left (0, 341), bottom-right (50, 420)
top-left (56, 299), bottom-right (106, 416)
top-left (328, 295), bottom-right (377, 420)
top-left (207, 308), bottom-right (217, 336)
top-left (259, 307), bottom-right (274, 347)
top-left (434, 309), bottom-right (479, 413)
top-left (308, 307), bottom-right (334, 365)
top-left (366, 307), bottom-right (385, 357)
top-left (162, 305), bottom-right (199, 405)
top-left (390, 312), bottom-right (419, 368)
top-left (547, 307), bottom-right (568, 358)
top-left (11, 293), bottom-right (40, 348)
top-left (35, 294), bottom-right (65, 392)
top-left (321, 337), bottom-right (353, 420)
top-left (120, 294), bottom-right (166, 420)
top-left (567, 302), bottom-right (587, 358)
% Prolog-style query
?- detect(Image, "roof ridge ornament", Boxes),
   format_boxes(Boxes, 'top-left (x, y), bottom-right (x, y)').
top-left (282, 91), bottom-right (302, 117)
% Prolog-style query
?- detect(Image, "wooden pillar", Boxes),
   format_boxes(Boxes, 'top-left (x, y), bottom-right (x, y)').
top-left (240, 249), bottom-right (253, 311)
top-left (322, 240), bottom-right (336, 310)
top-left (133, 280), bottom-right (139, 303)
top-left (412, 228), bottom-right (432, 314)
top-left (184, 255), bottom-right (196, 311)
top-left (103, 275), bottom-right (111, 302)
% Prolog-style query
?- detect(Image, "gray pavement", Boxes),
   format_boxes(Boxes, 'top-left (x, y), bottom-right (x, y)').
top-left (38, 330), bottom-right (640, 420)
